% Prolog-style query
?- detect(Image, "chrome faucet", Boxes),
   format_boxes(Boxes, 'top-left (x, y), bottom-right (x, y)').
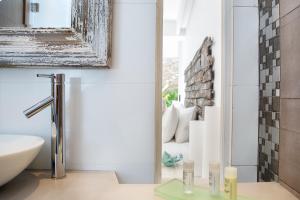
top-left (24, 74), bottom-right (66, 179)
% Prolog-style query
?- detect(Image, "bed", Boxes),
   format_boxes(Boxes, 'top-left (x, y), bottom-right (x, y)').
top-left (162, 140), bottom-right (189, 161)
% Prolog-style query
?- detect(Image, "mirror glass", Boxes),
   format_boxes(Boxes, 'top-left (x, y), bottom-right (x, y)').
top-left (0, 0), bottom-right (71, 28)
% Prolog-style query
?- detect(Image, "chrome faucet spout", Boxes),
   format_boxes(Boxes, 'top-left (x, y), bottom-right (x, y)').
top-left (23, 73), bottom-right (65, 179)
top-left (23, 96), bottom-right (54, 118)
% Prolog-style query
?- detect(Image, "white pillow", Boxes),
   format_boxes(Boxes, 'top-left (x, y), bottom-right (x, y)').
top-left (172, 101), bottom-right (184, 110)
top-left (162, 105), bottom-right (179, 143)
top-left (175, 106), bottom-right (196, 143)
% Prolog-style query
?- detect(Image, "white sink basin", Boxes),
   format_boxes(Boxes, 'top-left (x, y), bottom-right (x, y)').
top-left (0, 135), bottom-right (44, 187)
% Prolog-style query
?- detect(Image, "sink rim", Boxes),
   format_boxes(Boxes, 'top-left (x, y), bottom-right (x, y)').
top-left (0, 134), bottom-right (45, 157)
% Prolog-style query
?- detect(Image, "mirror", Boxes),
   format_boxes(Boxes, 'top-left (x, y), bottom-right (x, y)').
top-left (0, 0), bottom-right (112, 68)
top-left (0, 0), bottom-right (71, 28)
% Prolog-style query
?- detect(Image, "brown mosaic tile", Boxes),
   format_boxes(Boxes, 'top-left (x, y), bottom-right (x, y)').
top-left (265, 112), bottom-right (273, 126)
top-left (272, 97), bottom-right (280, 112)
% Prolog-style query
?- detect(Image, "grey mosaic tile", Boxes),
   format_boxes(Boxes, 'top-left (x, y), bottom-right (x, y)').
top-left (259, 0), bottom-right (280, 182)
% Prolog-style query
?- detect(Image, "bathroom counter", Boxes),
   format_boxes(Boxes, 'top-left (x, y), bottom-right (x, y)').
top-left (0, 170), bottom-right (297, 200)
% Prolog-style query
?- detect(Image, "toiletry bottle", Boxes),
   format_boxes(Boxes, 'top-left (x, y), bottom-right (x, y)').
top-left (209, 162), bottom-right (220, 196)
top-left (183, 160), bottom-right (194, 194)
top-left (224, 167), bottom-right (237, 200)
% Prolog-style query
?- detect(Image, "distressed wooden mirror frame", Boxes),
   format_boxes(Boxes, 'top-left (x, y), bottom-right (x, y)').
top-left (0, 0), bottom-right (112, 68)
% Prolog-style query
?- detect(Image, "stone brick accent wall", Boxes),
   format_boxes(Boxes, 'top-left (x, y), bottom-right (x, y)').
top-left (184, 37), bottom-right (214, 119)
top-left (258, 0), bottom-right (280, 182)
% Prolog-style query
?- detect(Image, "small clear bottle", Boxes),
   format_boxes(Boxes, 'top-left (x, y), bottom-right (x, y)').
top-left (183, 160), bottom-right (194, 194)
top-left (209, 161), bottom-right (220, 196)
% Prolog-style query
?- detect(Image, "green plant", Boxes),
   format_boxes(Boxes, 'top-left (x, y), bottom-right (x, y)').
top-left (163, 89), bottom-right (178, 107)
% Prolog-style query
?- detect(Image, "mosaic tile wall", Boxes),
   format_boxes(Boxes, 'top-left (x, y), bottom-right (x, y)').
top-left (258, 0), bottom-right (280, 182)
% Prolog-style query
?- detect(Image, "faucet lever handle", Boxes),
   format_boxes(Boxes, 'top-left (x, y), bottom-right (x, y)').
top-left (37, 74), bottom-right (55, 78)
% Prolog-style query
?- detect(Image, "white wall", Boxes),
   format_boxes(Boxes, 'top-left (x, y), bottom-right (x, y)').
top-left (176, 0), bottom-right (223, 172)
top-left (0, 0), bottom-right (157, 184)
top-left (178, 0), bottom-right (222, 107)
top-left (231, 0), bottom-right (259, 182)
top-left (163, 36), bottom-right (179, 58)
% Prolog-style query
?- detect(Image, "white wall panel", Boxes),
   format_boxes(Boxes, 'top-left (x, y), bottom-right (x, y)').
top-left (0, 1), bottom-right (156, 184)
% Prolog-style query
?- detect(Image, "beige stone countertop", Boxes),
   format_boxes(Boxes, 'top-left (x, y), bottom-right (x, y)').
top-left (0, 170), bottom-right (298, 200)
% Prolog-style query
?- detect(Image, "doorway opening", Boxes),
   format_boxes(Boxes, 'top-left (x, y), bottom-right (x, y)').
top-left (157, 0), bottom-right (260, 184)
top-left (160, 0), bottom-right (222, 183)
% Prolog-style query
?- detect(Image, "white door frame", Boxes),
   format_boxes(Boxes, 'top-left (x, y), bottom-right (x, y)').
top-left (220, 0), bottom-right (234, 175)
top-left (154, 0), bottom-right (163, 184)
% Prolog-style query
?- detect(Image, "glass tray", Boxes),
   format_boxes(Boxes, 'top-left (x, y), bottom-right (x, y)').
top-left (155, 179), bottom-right (254, 200)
